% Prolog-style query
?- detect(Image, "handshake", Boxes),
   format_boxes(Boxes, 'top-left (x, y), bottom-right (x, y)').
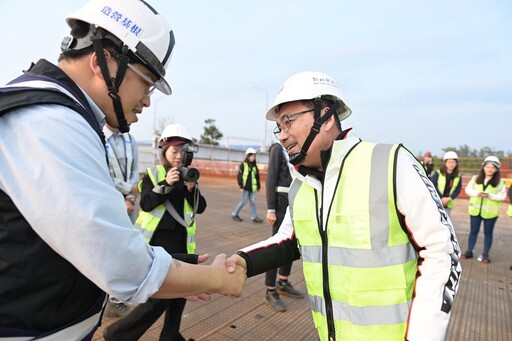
top-left (153, 253), bottom-right (248, 301)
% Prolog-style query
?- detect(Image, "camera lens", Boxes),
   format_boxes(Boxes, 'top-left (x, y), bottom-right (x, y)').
top-left (180, 167), bottom-right (200, 182)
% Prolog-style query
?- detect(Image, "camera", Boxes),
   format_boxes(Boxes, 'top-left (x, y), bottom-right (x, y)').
top-left (179, 143), bottom-right (200, 182)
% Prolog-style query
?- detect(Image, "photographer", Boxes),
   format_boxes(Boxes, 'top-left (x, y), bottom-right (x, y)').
top-left (104, 124), bottom-right (206, 340)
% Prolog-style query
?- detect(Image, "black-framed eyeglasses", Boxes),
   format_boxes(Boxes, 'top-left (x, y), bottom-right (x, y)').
top-left (127, 63), bottom-right (156, 97)
top-left (273, 109), bottom-right (314, 138)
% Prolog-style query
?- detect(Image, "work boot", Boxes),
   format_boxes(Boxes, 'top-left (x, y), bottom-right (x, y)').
top-left (232, 215), bottom-right (243, 222)
top-left (104, 301), bottom-right (132, 318)
top-left (460, 250), bottom-right (473, 259)
top-left (265, 290), bottom-right (287, 312)
top-left (277, 281), bottom-right (305, 299)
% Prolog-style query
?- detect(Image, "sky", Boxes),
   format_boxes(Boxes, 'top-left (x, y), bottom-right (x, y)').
top-left (1, 0), bottom-right (511, 157)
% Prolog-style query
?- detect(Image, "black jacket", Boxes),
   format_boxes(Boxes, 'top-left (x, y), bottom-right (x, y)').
top-left (266, 143), bottom-right (292, 211)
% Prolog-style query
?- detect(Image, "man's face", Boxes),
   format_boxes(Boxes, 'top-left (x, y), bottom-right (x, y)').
top-left (276, 101), bottom-right (322, 169)
top-left (104, 61), bottom-right (154, 128)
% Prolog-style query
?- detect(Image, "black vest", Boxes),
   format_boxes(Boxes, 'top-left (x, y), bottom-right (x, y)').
top-left (0, 60), bottom-right (106, 335)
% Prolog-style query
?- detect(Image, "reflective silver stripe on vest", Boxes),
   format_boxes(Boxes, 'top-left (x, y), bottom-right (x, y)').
top-left (3, 80), bottom-right (86, 111)
top-left (187, 235), bottom-right (195, 244)
top-left (468, 202), bottom-right (500, 211)
top-left (310, 296), bottom-right (411, 326)
top-left (370, 144), bottom-right (393, 247)
top-left (184, 213), bottom-right (193, 225)
top-left (301, 243), bottom-right (417, 267)
top-left (134, 225), bottom-right (154, 240)
top-left (134, 208), bottom-right (164, 233)
top-left (288, 179), bottom-right (303, 220)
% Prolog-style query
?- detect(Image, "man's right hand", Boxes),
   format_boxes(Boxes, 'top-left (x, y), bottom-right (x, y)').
top-left (226, 254), bottom-right (247, 274)
top-left (267, 211), bottom-right (277, 225)
top-left (212, 254), bottom-right (246, 297)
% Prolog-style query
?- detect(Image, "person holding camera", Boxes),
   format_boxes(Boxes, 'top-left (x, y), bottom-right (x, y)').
top-left (104, 124), bottom-right (206, 340)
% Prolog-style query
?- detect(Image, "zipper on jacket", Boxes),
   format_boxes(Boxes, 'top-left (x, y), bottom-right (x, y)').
top-left (316, 188), bottom-right (336, 340)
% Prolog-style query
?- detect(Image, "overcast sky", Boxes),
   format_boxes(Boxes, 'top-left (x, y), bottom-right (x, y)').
top-left (1, 1), bottom-right (511, 156)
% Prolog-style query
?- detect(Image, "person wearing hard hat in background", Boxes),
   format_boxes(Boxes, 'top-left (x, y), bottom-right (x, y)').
top-left (227, 71), bottom-right (462, 341)
top-left (431, 151), bottom-right (462, 217)
top-left (231, 147), bottom-right (264, 223)
top-left (102, 122), bottom-right (140, 318)
top-left (421, 150), bottom-right (435, 178)
top-left (0, 1), bottom-right (244, 339)
top-left (263, 141), bottom-right (305, 312)
top-left (105, 123), bottom-right (207, 340)
top-left (462, 156), bottom-right (506, 263)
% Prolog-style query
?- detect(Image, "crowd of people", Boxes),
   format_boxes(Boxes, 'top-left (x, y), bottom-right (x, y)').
top-left (0, 1), bottom-right (510, 340)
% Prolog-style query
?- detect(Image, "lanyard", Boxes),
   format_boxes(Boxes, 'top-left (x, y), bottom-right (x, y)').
top-left (105, 133), bottom-right (133, 181)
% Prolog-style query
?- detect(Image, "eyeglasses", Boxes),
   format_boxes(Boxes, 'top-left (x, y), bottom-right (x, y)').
top-left (127, 63), bottom-right (156, 96)
top-left (273, 109), bottom-right (314, 138)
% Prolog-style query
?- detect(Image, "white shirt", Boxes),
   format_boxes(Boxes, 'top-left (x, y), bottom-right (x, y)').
top-left (0, 97), bottom-right (172, 303)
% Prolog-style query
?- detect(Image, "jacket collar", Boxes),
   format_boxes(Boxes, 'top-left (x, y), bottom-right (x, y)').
top-left (296, 128), bottom-right (351, 181)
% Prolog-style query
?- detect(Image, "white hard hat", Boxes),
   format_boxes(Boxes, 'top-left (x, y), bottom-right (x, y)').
top-left (443, 151), bottom-right (458, 161)
top-left (66, 0), bottom-right (174, 95)
top-left (482, 156), bottom-right (500, 169)
top-left (160, 124), bottom-right (192, 143)
top-left (265, 71), bottom-right (351, 122)
top-left (245, 147), bottom-right (257, 155)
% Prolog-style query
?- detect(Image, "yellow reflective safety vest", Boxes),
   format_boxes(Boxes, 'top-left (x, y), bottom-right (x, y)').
top-left (289, 139), bottom-right (418, 341)
top-left (467, 176), bottom-right (504, 219)
top-left (435, 170), bottom-right (461, 208)
top-left (134, 165), bottom-right (197, 253)
top-left (242, 162), bottom-right (258, 192)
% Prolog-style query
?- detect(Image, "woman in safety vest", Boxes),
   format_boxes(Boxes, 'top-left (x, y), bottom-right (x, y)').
top-left (231, 148), bottom-right (264, 223)
top-left (431, 151), bottom-right (462, 217)
top-left (462, 156), bottom-right (506, 263)
top-left (104, 124), bottom-right (207, 340)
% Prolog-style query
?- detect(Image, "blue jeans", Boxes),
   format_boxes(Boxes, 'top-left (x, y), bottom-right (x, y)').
top-left (468, 215), bottom-right (498, 255)
top-left (232, 190), bottom-right (258, 219)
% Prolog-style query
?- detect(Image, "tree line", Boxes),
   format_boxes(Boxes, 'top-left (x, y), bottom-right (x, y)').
top-left (440, 144), bottom-right (511, 158)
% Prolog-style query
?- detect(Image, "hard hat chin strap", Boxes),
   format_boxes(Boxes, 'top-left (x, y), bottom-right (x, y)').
top-left (90, 25), bottom-right (131, 133)
top-left (288, 98), bottom-right (341, 166)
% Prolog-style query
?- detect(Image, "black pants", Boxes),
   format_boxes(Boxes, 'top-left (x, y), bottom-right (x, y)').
top-left (265, 194), bottom-right (293, 287)
top-left (104, 297), bottom-right (186, 341)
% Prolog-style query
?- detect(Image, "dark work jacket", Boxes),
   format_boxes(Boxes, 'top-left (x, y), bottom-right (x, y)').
top-left (0, 60), bottom-right (105, 336)
top-left (266, 143), bottom-right (292, 211)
